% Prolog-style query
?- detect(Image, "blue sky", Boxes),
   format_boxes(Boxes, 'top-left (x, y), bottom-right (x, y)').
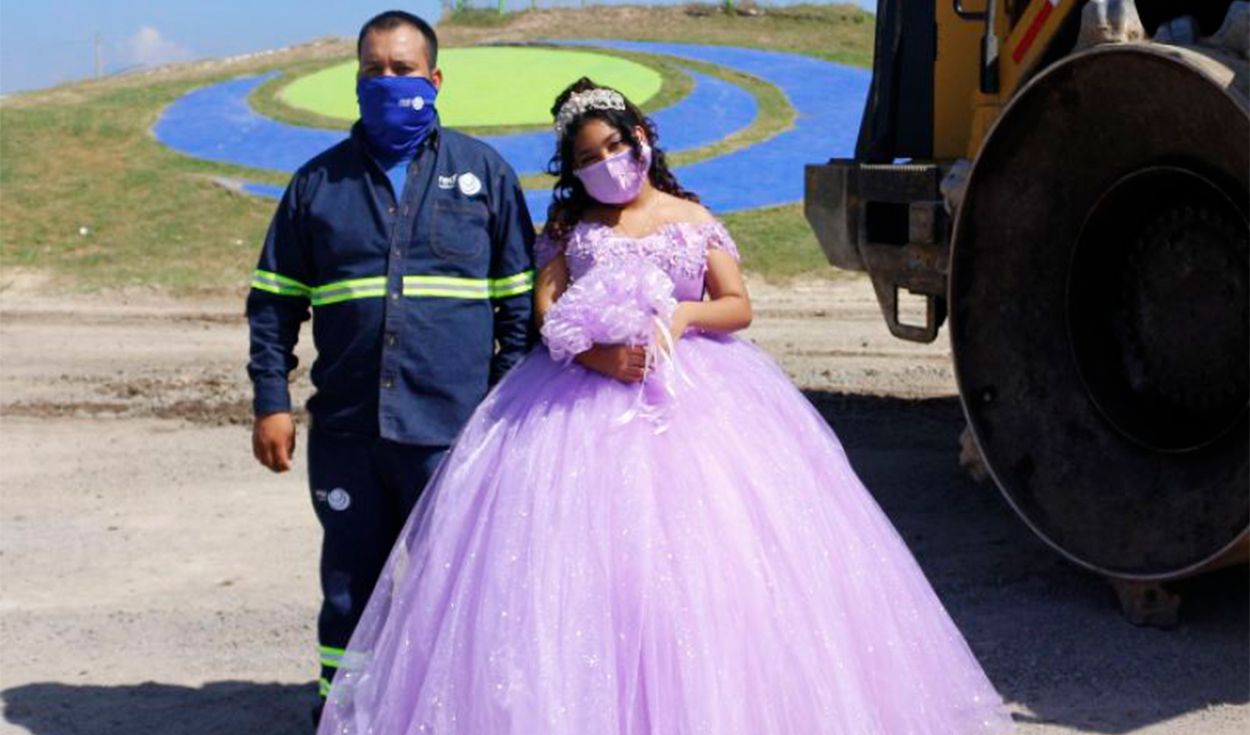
top-left (0, 1), bottom-right (876, 94)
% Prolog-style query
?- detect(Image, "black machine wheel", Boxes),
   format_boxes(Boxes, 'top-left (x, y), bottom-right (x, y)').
top-left (949, 45), bottom-right (1249, 579)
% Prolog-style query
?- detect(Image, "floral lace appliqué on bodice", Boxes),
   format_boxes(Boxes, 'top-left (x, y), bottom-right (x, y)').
top-left (536, 220), bottom-right (740, 301)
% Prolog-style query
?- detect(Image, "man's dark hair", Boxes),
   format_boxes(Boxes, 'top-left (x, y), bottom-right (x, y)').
top-left (357, 10), bottom-right (438, 68)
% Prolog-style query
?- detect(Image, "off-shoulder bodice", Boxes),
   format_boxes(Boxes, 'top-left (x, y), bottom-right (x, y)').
top-left (536, 220), bottom-right (740, 301)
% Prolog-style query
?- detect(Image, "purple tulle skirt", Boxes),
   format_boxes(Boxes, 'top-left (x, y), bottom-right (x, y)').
top-left (318, 335), bottom-right (1014, 735)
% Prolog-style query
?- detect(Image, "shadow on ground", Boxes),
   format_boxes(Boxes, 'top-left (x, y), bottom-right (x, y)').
top-left (1, 393), bottom-right (1244, 735)
top-left (808, 391), bottom-right (1249, 733)
top-left (1, 680), bottom-right (317, 735)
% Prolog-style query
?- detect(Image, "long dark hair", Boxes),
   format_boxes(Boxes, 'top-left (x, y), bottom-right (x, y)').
top-left (542, 77), bottom-right (698, 242)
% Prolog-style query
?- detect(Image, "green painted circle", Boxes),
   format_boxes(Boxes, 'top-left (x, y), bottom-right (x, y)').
top-left (277, 47), bottom-right (663, 127)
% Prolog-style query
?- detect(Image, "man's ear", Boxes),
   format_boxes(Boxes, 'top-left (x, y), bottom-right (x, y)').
top-left (431, 68), bottom-right (443, 92)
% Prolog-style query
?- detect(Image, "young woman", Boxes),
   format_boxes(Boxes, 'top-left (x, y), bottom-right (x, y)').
top-left (317, 78), bottom-right (1013, 735)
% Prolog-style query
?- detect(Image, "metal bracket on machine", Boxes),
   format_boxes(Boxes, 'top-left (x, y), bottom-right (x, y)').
top-left (804, 160), bottom-right (953, 344)
top-left (868, 277), bottom-right (948, 343)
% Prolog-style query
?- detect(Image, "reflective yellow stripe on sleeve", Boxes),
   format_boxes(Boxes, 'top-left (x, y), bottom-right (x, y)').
top-left (251, 269), bottom-right (311, 298)
top-left (489, 269), bottom-right (536, 298)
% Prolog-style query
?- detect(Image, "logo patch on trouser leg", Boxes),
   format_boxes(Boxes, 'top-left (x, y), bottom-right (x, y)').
top-left (314, 487), bottom-right (352, 511)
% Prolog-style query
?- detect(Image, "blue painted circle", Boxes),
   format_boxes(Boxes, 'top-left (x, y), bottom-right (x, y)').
top-left (153, 42), bottom-right (869, 216)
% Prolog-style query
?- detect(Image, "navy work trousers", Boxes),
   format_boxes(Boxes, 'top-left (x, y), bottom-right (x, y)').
top-left (307, 425), bottom-right (447, 696)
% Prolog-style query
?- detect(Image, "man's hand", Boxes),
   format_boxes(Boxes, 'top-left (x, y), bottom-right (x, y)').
top-left (575, 344), bottom-right (648, 383)
top-left (253, 412), bottom-right (296, 473)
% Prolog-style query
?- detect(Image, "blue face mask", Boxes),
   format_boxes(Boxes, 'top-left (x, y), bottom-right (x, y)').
top-left (356, 75), bottom-right (438, 164)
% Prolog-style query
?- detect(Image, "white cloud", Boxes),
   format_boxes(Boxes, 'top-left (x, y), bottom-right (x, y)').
top-left (122, 26), bottom-right (194, 68)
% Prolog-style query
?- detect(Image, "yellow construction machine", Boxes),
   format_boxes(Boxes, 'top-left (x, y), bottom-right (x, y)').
top-left (805, 0), bottom-right (1248, 626)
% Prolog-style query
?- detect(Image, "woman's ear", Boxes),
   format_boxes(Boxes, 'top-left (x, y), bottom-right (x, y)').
top-left (634, 125), bottom-right (649, 147)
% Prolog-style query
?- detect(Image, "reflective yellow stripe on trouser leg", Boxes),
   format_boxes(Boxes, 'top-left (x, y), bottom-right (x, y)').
top-left (319, 644), bottom-right (346, 669)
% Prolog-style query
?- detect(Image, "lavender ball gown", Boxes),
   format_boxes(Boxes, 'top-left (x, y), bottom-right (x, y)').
top-left (318, 221), bottom-right (1013, 735)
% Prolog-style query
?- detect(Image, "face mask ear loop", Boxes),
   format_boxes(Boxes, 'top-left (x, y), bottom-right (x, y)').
top-left (637, 141), bottom-right (653, 182)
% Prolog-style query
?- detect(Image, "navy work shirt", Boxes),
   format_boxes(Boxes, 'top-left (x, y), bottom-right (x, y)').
top-left (246, 120), bottom-right (536, 446)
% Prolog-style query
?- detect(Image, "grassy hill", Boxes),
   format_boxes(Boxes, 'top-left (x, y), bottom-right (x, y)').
top-left (0, 4), bottom-right (874, 293)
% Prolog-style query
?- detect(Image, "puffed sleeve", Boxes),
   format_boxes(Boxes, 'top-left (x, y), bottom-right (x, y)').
top-left (535, 231), bottom-right (565, 270)
top-left (704, 221), bottom-right (741, 262)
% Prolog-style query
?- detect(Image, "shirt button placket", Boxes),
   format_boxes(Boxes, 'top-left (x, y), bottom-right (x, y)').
top-left (380, 155), bottom-right (422, 435)
top-left (382, 179), bottom-right (408, 416)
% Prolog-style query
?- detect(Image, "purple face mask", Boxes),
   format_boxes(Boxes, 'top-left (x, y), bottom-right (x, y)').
top-left (574, 143), bottom-right (652, 205)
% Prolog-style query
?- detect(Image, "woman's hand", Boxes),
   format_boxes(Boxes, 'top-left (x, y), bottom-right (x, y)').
top-left (575, 344), bottom-right (648, 383)
top-left (655, 304), bottom-right (691, 356)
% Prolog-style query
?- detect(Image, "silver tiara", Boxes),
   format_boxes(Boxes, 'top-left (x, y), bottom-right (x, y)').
top-left (554, 88), bottom-right (626, 140)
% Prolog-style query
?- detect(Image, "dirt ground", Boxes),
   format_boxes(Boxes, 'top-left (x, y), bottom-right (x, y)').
top-left (0, 271), bottom-right (1245, 734)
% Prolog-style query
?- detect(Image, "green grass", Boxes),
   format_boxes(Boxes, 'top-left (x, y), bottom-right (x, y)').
top-left (444, 7), bottom-right (518, 28)
top-left (0, 3), bottom-right (874, 293)
top-left (251, 46), bottom-right (696, 138)
top-left (723, 203), bottom-right (834, 280)
top-left (518, 46), bottom-right (793, 188)
top-left (0, 80), bottom-right (282, 293)
top-left (443, 3), bottom-right (873, 282)
top-left (251, 41), bottom-right (791, 192)
top-left (662, 54), bottom-right (792, 170)
top-left (278, 48), bottom-right (664, 128)
top-left (439, 3), bottom-right (876, 67)
top-left (249, 57), bottom-right (359, 132)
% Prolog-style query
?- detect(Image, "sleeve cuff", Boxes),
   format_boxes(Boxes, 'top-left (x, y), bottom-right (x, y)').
top-left (252, 380), bottom-right (293, 416)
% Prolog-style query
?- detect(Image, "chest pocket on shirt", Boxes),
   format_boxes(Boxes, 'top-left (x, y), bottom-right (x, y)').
top-left (431, 199), bottom-right (489, 261)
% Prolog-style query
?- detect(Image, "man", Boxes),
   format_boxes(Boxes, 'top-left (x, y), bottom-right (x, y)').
top-left (246, 9), bottom-right (535, 711)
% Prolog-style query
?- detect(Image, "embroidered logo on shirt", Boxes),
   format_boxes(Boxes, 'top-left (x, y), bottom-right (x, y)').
top-left (458, 173), bottom-right (482, 197)
top-left (438, 174), bottom-right (458, 190)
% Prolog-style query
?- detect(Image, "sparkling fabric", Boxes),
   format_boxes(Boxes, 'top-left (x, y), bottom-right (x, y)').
top-left (318, 221), bottom-right (1014, 735)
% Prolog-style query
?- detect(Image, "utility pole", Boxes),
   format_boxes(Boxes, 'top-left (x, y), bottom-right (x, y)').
top-left (94, 33), bottom-right (102, 78)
